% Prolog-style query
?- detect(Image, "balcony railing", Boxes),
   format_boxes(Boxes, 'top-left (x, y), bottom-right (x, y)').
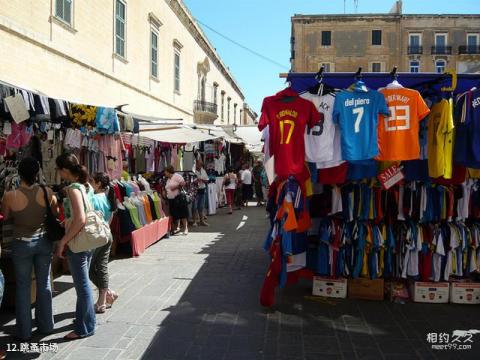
top-left (407, 46), bottom-right (423, 54)
top-left (431, 45), bottom-right (452, 55)
top-left (194, 100), bottom-right (217, 114)
top-left (459, 45), bottom-right (480, 54)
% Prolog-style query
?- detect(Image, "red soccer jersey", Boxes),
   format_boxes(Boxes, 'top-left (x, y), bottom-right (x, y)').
top-left (259, 88), bottom-right (321, 178)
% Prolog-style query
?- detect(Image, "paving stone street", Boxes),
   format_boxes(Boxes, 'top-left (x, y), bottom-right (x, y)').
top-left (1, 206), bottom-right (480, 359)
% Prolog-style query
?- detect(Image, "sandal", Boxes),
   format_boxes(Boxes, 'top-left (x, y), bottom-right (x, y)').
top-left (63, 331), bottom-right (82, 341)
top-left (106, 291), bottom-right (119, 307)
top-left (95, 304), bottom-right (106, 314)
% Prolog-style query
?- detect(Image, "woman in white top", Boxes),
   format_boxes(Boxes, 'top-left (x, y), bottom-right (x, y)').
top-left (223, 167), bottom-right (238, 214)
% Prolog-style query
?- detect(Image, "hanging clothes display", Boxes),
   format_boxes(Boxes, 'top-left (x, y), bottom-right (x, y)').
top-left (258, 70), bottom-right (480, 307)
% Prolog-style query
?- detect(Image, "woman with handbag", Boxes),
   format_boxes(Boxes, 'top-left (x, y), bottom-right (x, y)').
top-left (55, 153), bottom-right (96, 340)
top-left (1, 157), bottom-right (57, 341)
top-left (165, 165), bottom-right (189, 235)
top-left (89, 172), bottom-right (118, 313)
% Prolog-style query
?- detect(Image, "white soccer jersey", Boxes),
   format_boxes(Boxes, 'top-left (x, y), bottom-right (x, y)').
top-left (301, 92), bottom-right (337, 163)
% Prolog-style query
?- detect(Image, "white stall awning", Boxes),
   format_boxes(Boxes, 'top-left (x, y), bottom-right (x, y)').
top-left (140, 126), bottom-right (219, 143)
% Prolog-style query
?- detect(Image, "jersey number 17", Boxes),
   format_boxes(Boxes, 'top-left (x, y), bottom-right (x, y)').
top-left (279, 119), bottom-right (295, 144)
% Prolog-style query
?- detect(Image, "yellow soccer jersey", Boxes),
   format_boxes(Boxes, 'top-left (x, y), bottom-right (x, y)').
top-left (428, 99), bottom-right (454, 178)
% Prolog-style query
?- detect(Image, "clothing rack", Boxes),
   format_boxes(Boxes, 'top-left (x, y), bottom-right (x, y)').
top-left (283, 71), bottom-right (480, 96)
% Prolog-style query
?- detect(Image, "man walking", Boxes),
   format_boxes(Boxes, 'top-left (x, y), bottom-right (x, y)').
top-left (241, 163), bottom-right (253, 207)
top-left (193, 160), bottom-right (209, 226)
top-left (252, 160), bottom-right (265, 206)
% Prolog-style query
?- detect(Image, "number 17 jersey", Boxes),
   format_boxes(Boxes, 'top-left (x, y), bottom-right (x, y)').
top-left (333, 89), bottom-right (389, 161)
top-left (258, 88), bottom-right (321, 178)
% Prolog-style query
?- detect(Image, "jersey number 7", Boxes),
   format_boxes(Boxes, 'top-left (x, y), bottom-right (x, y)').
top-left (352, 107), bottom-right (364, 134)
top-left (279, 119), bottom-right (295, 144)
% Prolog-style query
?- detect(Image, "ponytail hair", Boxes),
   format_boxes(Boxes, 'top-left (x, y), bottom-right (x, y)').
top-left (93, 172), bottom-right (117, 212)
top-left (55, 153), bottom-right (89, 185)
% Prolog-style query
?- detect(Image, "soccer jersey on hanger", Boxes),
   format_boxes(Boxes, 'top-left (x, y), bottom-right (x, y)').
top-left (300, 92), bottom-right (337, 163)
top-left (259, 87), bottom-right (322, 178)
top-left (333, 88), bottom-right (389, 161)
top-left (377, 87), bottom-right (430, 161)
top-left (427, 99), bottom-right (454, 179)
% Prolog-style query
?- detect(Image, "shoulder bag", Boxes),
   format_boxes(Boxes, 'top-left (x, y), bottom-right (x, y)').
top-left (40, 185), bottom-right (65, 242)
top-left (68, 185), bottom-right (111, 253)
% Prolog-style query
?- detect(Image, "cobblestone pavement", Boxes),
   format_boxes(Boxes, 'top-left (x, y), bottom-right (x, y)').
top-left (1, 205), bottom-right (480, 359)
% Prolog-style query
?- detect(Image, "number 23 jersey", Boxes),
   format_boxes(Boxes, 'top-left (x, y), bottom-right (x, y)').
top-left (333, 89), bottom-right (389, 161)
top-left (258, 87), bottom-right (322, 178)
top-left (377, 88), bottom-right (430, 161)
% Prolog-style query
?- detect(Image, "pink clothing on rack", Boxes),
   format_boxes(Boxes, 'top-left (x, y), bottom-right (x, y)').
top-left (97, 135), bottom-right (125, 179)
top-left (6, 123), bottom-right (32, 149)
top-left (129, 181), bottom-right (141, 194)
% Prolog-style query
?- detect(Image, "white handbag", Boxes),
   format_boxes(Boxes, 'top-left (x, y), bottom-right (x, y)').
top-left (68, 185), bottom-right (111, 253)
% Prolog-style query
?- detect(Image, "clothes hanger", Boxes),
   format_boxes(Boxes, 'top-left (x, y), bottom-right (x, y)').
top-left (349, 68), bottom-right (368, 92)
top-left (279, 71), bottom-right (297, 103)
top-left (307, 66), bottom-right (336, 96)
top-left (386, 67), bottom-right (404, 89)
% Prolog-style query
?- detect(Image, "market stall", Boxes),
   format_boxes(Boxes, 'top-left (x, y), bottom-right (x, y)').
top-left (259, 69), bottom-right (480, 306)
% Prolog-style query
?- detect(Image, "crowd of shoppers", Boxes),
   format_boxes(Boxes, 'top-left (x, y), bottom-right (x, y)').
top-left (222, 160), bottom-right (267, 212)
top-left (0, 155), bottom-right (266, 344)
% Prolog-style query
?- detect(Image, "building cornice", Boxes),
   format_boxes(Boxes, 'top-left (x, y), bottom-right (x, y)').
top-left (164, 0), bottom-right (245, 100)
top-left (292, 14), bottom-right (480, 22)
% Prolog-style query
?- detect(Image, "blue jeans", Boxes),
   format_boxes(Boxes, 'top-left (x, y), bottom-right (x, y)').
top-left (11, 234), bottom-right (54, 340)
top-left (193, 189), bottom-right (206, 212)
top-left (67, 248), bottom-right (96, 337)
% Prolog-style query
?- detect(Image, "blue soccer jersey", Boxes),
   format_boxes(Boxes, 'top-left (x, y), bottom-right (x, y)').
top-left (455, 89), bottom-right (480, 168)
top-left (333, 89), bottom-right (389, 161)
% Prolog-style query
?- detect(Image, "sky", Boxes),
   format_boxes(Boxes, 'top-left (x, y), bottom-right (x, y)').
top-left (183, 0), bottom-right (480, 114)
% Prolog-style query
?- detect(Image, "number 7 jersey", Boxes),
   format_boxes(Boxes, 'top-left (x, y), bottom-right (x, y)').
top-left (377, 87), bottom-right (430, 161)
top-left (258, 87), bottom-right (322, 178)
top-left (333, 89), bottom-right (390, 161)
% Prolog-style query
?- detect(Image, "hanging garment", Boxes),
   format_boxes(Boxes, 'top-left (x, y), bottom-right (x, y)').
top-left (427, 99), bottom-right (454, 179)
top-left (376, 87), bottom-right (430, 161)
top-left (207, 183), bottom-right (218, 215)
top-left (301, 92), bottom-right (337, 163)
top-left (333, 88), bottom-right (389, 161)
top-left (258, 87), bottom-right (321, 178)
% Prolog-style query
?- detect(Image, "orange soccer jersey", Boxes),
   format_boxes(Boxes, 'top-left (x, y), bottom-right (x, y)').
top-left (377, 87), bottom-right (430, 161)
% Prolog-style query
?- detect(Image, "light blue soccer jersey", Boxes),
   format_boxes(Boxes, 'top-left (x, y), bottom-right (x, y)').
top-left (333, 89), bottom-right (389, 161)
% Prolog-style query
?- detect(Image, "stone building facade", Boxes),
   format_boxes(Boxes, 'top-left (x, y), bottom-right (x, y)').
top-left (291, 6), bottom-right (480, 74)
top-left (0, 0), bottom-right (246, 125)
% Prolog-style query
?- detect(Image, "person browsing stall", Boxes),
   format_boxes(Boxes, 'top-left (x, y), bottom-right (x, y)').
top-left (1, 157), bottom-right (57, 341)
top-left (89, 173), bottom-right (119, 314)
top-left (55, 153), bottom-right (96, 341)
top-left (164, 165), bottom-right (189, 235)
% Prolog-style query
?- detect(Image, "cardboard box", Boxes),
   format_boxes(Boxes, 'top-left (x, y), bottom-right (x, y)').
top-left (450, 282), bottom-right (480, 304)
top-left (348, 278), bottom-right (384, 301)
top-left (411, 282), bottom-right (449, 303)
top-left (312, 277), bottom-right (347, 298)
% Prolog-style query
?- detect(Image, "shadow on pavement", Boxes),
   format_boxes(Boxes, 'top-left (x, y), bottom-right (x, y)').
top-left (138, 206), bottom-right (480, 360)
